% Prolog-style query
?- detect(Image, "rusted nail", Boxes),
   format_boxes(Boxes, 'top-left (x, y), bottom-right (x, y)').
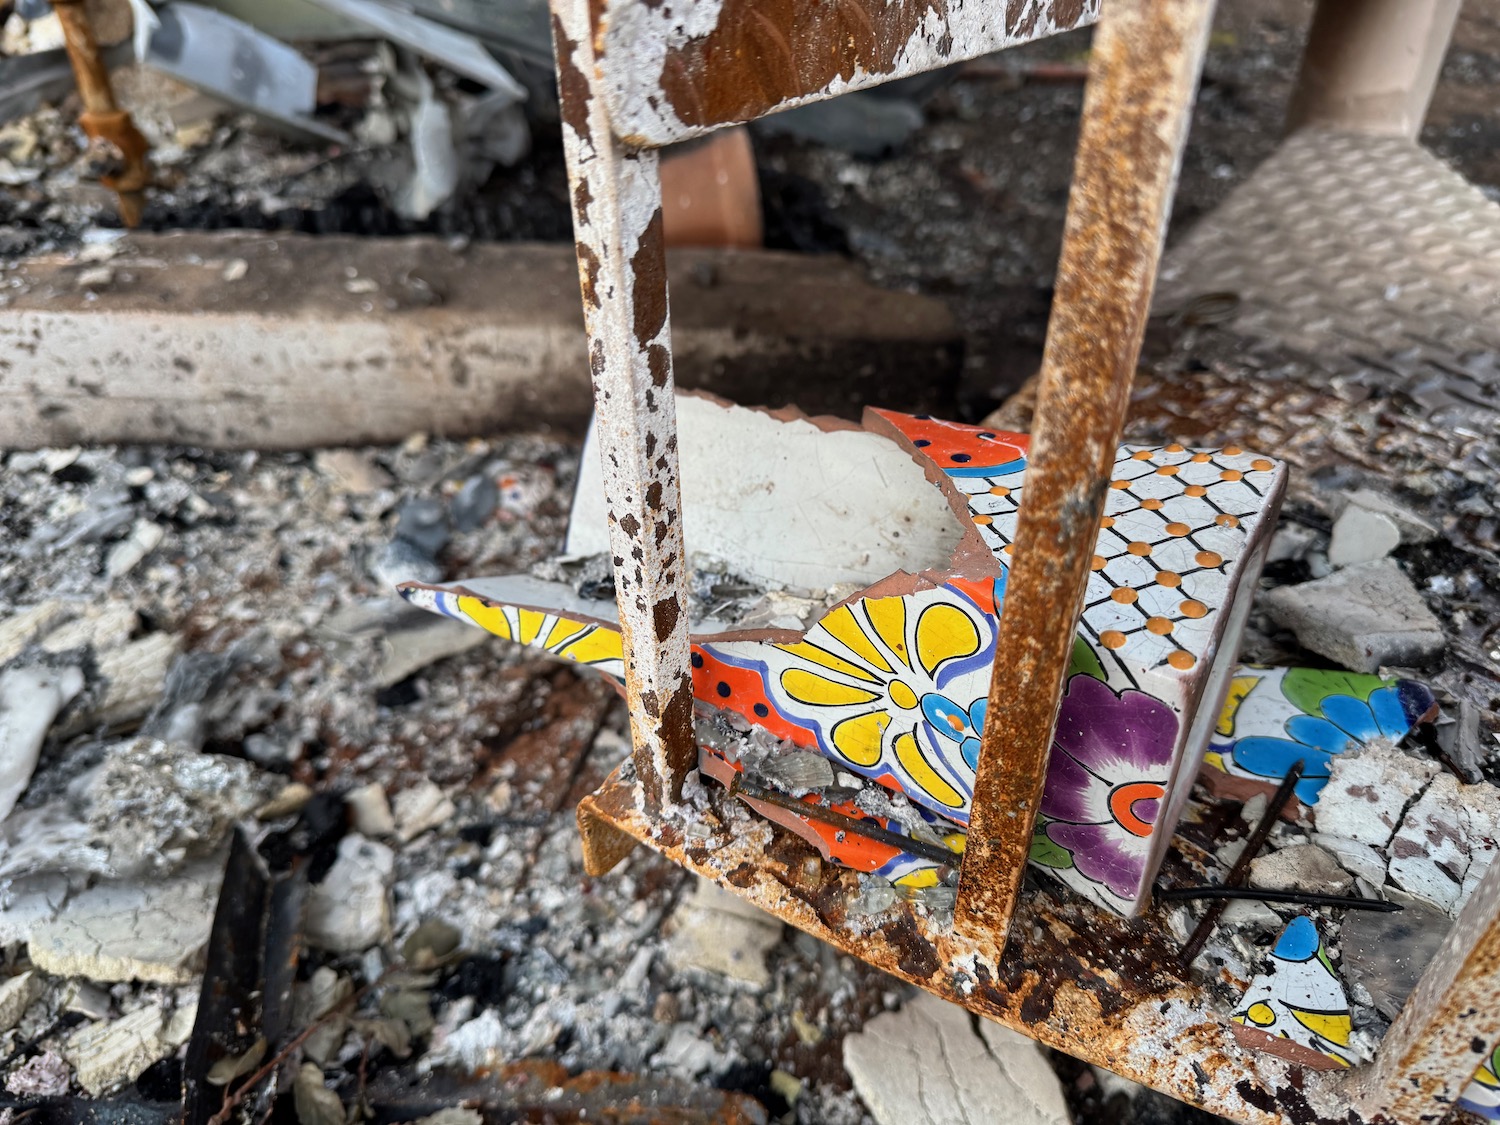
top-left (1177, 759), bottom-right (1305, 967)
top-left (1158, 886), bottom-right (1401, 913)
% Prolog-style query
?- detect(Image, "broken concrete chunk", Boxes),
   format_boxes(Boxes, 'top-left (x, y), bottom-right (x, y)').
top-left (1264, 559), bottom-right (1444, 673)
top-left (843, 992), bottom-right (1070, 1125)
top-left (104, 519), bottom-right (165, 579)
top-left (1313, 834), bottom-right (1389, 887)
top-left (1231, 915), bottom-right (1362, 1070)
top-left (37, 601), bottom-right (138, 655)
top-left (0, 970), bottom-right (41, 1033)
top-left (1335, 490), bottom-right (1437, 546)
top-left (346, 782), bottom-right (396, 837)
top-left (54, 631), bottom-right (182, 738)
top-left (62, 1001), bottom-right (197, 1096)
top-left (27, 858), bottom-right (223, 983)
top-left (315, 448), bottom-right (394, 494)
top-left (568, 395), bottom-right (964, 592)
top-left (0, 601), bottom-right (73, 665)
top-left (1327, 506), bottom-right (1401, 568)
top-left (1249, 844), bottom-right (1353, 897)
top-left (1313, 746), bottom-right (1439, 848)
top-left (306, 834), bottom-right (393, 953)
top-left (1342, 898), bottom-right (1451, 1020)
top-left (667, 878), bottom-right (783, 991)
top-left (79, 737), bottom-right (277, 878)
top-left (392, 779), bottom-right (456, 841)
top-left (0, 663), bottom-right (85, 822)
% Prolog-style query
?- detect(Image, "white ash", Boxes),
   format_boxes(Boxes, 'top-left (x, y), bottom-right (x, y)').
top-left (692, 710), bottom-right (833, 797)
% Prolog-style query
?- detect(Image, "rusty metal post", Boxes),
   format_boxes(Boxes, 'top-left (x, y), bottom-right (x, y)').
top-left (551, 0), bottom-right (696, 811)
top-left (954, 0), bottom-right (1216, 941)
top-left (1350, 859), bottom-right (1500, 1122)
top-left (48, 0), bottom-right (150, 227)
top-left (1287, 0), bottom-right (1461, 140)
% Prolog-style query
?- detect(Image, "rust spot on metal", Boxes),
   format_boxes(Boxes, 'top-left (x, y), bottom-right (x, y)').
top-left (880, 913), bottom-right (942, 979)
top-left (647, 343), bottom-right (670, 388)
top-left (576, 243), bottom-right (603, 311)
top-left (552, 14), bottom-right (593, 140)
top-left (630, 208), bottom-right (669, 344)
top-left (645, 482), bottom-right (663, 510)
top-left (659, 674), bottom-right (697, 788)
top-left (618, 513), bottom-right (641, 538)
top-left (653, 0), bottom-right (946, 132)
top-left (652, 595), bottom-right (679, 643)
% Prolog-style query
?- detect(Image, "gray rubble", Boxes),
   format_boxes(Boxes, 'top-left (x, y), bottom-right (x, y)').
top-left (306, 833), bottom-right (395, 953)
top-left (844, 993), bottom-right (1070, 1125)
top-left (25, 858), bottom-right (224, 983)
top-left (1264, 559), bottom-right (1445, 673)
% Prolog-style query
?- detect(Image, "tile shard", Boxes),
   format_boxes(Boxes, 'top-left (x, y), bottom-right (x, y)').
top-left (1230, 915), bottom-right (1363, 1070)
top-left (1312, 745), bottom-right (1439, 848)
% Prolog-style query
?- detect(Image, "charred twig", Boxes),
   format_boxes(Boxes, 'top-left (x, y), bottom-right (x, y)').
top-left (729, 775), bottom-right (958, 868)
top-left (205, 968), bottom-right (395, 1125)
top-left (1175, 760), bottom-right (1304, 966)
top-left (1158, 886), bottom-right (1401, 912)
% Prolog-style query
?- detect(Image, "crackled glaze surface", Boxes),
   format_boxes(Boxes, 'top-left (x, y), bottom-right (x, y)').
top-left (1201, 665), bottom-right (1437, 805)
top-left (400, 404), bottom-right (1286, 914)
top-left (1231, 915), bottom-right (1363, 1070)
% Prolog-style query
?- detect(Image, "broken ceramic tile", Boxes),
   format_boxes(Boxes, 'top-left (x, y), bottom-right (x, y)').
top-left (1314, 745), bottom-right (1440, 848)
top-left (398, 396), bottom-right (1288, 916)
top-left (1231, 915), bottom-right (1363, 1070)
top-left (1201, 665), bottom-right (1436, 806)
top-left (1386, 772), bottom-right (1500, 916)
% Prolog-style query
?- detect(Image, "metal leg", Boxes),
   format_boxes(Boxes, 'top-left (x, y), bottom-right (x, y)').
top-left (1350, 859), bottom-right (1500, 1122)
top-left (1287, 0), bottom-right (1461, 139)
top-left (552, 0), bottom-right (696, 810)
top-left (954, 0), bottom-right (1217, 941)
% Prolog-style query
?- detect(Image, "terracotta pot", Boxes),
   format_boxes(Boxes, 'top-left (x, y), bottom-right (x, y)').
top-left (659, 126), bottom-right (762, 250)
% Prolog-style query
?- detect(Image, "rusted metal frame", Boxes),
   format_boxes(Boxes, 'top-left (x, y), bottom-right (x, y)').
top-left (954, 0), bottom-right (1217, 941)
top-left (552, 0), bottom-right (696, 811)
top-left (47, 0), bottom-right (150, 227)
top-left (593, 0), bottom-right (1102, 147)
top-left (1350, 858), bottom-right (1500, 1122)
